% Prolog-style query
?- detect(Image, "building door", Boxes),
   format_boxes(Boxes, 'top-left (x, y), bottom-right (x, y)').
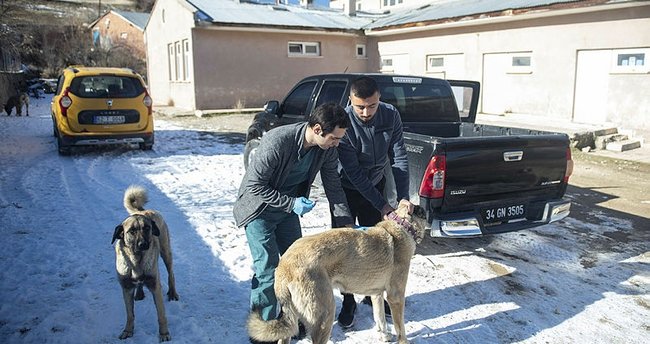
top-left (481, 53), bottom-right (511, 115)
top-left (574, 50), bottom-right (610, 124)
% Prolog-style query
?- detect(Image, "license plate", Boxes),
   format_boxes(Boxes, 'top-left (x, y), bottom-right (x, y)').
top-left (482, 204), bottom-right (526, 223)
top-left (93, 115), bottom-right (125, 124)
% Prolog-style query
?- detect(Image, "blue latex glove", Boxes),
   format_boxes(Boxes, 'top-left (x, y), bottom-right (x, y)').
top-left (353, 225), bottom-right (369, 231)
top-left (292, 197), bottom-right (315, 216)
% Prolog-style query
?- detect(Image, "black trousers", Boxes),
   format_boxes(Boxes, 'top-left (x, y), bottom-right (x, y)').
top-left (334, 177), bottom-right (386, 308)
top-left (333, 177), bottom-right (385, 227)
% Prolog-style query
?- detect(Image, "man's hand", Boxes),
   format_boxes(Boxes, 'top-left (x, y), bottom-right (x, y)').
top-left (398, 199), bottom-right (415, 214)
top-left (292, 197), bottom-right (316, 216)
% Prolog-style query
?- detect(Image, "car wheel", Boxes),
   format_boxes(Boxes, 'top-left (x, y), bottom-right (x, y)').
top-left (139, 143), bottom-right (153, 150)
top-left (52, 117), bottom-right (58, 137)
top-left (57, 136), bottom-right (71, 156)
top-left (243, 138), bottom-right (260, 170)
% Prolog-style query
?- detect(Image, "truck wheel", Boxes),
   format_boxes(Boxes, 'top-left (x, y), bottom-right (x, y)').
top-left (243, 138), bottom-right (260, 170)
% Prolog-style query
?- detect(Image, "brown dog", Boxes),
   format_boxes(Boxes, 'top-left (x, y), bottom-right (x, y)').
top-left (4, 93), bottom-right (29, 116)
top-left (112, 185), bottom-right (179, 341)
top-left (247, 203), bottom-right (427, 344)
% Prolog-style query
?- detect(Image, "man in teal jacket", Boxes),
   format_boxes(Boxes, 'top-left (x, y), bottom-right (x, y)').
top-left (233, 103), bottom-right (353, 343)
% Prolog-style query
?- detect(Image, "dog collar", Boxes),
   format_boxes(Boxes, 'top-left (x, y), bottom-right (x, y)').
top-left (387, 211), bottom-right (418, 240)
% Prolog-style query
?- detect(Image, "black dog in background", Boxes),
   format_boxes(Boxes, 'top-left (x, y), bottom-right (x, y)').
top-left (4, 93), bottom-right (29, 116)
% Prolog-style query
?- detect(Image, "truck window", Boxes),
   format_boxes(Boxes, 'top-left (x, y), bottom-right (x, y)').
top-left (380, 83), bottom-right (458, 123)
top-left (315, 80), bottom-right (347, 107)
top-left (281, 81), bottom-right (317, 117)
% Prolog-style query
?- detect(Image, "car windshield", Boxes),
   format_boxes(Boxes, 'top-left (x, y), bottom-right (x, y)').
top-left (69, 75), bottom-right (145, 98)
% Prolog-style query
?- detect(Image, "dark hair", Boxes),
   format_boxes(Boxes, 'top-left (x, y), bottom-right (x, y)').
top-left (350, 76), bottom-right (379, 99)
top-left (308, 102), bottom-right (350, 134)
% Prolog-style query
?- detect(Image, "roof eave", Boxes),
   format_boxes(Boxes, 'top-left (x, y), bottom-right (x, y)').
top-left (364, 1), bottom-right (647, 37)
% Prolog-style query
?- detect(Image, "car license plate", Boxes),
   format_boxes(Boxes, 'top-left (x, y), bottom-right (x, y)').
top-left (481, 204), bottom-right (526, 223)
top-left (94, 115), bottom-right (125, 124)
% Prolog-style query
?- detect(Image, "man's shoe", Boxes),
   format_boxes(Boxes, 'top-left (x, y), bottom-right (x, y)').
top-left (292, 321), bottom-right (307, 340)
top-left (337, 295), bottom-right (357, 328)
top-left (362, 296), bottom-right (392, 317)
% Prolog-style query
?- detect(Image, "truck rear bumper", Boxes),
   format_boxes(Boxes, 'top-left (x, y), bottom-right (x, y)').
top-left (429, 199), bottom-right (571, 238)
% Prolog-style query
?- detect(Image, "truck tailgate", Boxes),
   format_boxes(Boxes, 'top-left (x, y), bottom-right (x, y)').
top-left (442, 134), bottom-right (569, 210)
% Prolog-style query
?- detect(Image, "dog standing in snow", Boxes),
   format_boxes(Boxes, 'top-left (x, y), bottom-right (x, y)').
top-left (112, 185), bottom-right (179, 341)
top-left (247, 203), bottom-right (427, 344)
top-left (3, 93), bottom-right (29, 116)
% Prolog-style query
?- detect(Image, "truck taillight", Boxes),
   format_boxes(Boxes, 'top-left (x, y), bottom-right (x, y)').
top-left (59, 88), bottom-right (72, 117)
top-left (419, 155), bottom-right (446, 198)
top-left (564, 148), bottom-right (573, 183)
top-left (143, 90), bottom-right (153, 115)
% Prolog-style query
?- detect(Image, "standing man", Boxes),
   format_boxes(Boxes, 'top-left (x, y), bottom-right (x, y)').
top-left (334, 76), bottom-right (414, 328)
top-left (233, 103), bottom-right (353, 344)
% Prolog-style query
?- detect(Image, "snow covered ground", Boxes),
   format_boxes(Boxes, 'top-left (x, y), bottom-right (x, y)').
top-left (0, 95), bottom-right (648, 343)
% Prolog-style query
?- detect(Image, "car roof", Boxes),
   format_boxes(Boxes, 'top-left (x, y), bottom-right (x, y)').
top-left (64, 66), bottom-right (141, 77)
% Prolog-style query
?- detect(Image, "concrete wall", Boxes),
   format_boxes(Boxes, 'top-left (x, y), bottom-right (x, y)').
top-left (371, 5), bottom-right (650, 135)
top-left (191, 28), bottom-right (369, 110)
top-left (145, 0), bottom-right (196, 109)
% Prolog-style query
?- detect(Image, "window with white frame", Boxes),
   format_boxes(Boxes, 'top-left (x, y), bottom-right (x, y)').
top-left (611, 48), bottom-right (649, 73)
top-left (182, 39), bottom-right (190, 81)
top-left (288, 42), bottom-right (320, 57)
top-left (175, 41), bottom-right (182, 81)
top-left (356, 44), bottom-right (366, 59)
top-left (381, 58), bottom-right (393, 72)
top-left (508, 52), bottom-right (533, 74)
top-left (167, 43), bottom-right (174, 81)
top-left (382, 0), bottom-right (403, 7)
top-left (426, 56), bottom-right (444, 70)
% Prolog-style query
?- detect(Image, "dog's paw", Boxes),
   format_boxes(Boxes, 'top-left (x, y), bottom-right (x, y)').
top-left (159, 332), bottom-right (171, 342)
top-left (119, 330), bottom-right (133, 340)
top-left (167, 289), bottom-right (179, 301)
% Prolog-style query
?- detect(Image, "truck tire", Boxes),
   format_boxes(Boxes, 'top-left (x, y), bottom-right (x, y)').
top-left (243, 138), bottom-right (260, 170)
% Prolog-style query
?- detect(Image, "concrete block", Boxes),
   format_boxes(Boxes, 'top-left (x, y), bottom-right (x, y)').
top-left (606, 140), bottom-right (641, 152)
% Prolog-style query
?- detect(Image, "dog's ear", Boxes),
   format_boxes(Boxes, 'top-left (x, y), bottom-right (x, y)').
top-left (413, 205), bottom-right (426, 219)
top-left (151, 220), bottom-right (160, 237)
top-left (112, 224), bottom-right (124, 244)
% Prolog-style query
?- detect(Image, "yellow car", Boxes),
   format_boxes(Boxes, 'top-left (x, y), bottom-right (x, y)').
top-left (51, 66), bottom-right (154, 155)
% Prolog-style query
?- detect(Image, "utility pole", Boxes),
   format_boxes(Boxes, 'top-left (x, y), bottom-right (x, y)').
top-left (98, 0), bottom-right (101, 17)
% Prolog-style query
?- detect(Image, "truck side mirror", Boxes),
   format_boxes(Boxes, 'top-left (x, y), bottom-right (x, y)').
top-left (264, 100), bottom-right (280, 116)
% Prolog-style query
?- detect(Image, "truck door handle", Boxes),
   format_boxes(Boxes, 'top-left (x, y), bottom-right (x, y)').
top-left (503, 151), bottom-right (524, 162)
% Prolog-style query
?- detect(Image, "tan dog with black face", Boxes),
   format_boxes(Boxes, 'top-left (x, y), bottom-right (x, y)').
top-left (247, 203), bottom-right (428, 344)
top-left (112, 185), bottom-right (179, 342)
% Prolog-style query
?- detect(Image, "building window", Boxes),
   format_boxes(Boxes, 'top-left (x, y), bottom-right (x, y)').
top-left (381, 58), bottom-right (393, 72)
top-left (175, 41), bottom-right (182, 81)
top-left (427, 56), bottom-right (444, 70)
top-left (611, 48), bottom-right (649, 73)
top-left (356, 44), bottom-right (366, 59)
top-left (167, 43), bottom-right (174, 81)
top-left (288, 42), bottom-right (320, 57)
top-left (383, 0), bottom-right (403, 7)
top-left (508, 52), bottom-right (533, 74)
top-left (183, 39), bottom-right (190, 81)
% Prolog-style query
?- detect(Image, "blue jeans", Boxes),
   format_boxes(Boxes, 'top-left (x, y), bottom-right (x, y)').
top-left (245, 209), bottom-right (301, 320)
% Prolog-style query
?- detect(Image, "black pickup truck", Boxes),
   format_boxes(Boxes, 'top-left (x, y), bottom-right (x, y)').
top-left (244, 73), bottom-right (573, 238)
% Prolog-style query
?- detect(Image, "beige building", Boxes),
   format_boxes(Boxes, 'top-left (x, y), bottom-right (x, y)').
top-left (145, 0), bottom-right (650, 138)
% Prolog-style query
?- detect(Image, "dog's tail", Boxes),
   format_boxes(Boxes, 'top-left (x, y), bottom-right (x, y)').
top-left (123, 185), bottom-right (148, 215)
top-left (247, 281), bottom-right (299, 342)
